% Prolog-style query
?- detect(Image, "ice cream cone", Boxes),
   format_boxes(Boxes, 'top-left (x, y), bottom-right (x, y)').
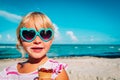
top-left (38, 68), bottom-right (53, 80)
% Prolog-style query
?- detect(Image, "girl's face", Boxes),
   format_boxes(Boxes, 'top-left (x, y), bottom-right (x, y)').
top-left (20, 23), bottom-right (53, 59)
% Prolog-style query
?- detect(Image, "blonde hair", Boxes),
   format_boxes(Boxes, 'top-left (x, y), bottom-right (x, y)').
top-left (16, 12), bottom-right (54, 57)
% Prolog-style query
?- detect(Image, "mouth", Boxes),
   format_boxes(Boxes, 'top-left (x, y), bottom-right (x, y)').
top-left (31, 47), bottom-right (44, 53)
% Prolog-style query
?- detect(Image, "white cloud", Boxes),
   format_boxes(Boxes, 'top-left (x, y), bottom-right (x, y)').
top-left (90, 36), bottom-right (94, 41)
top-left (0, 10), bottom-right (22, 23)
top-left (7, 34), bottom-right (11, 40)
top-left (53, 23), bottom-right (61, 41)
top-left (0, 34), bottom-right (2, 39)
top-left (7, 34), bottom-right (15, 41)
top-left (66, 31), bottom-right (78, 42)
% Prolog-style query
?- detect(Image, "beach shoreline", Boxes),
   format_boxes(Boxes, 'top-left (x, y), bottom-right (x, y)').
top-left (0, 57), bottom-right (120, 80)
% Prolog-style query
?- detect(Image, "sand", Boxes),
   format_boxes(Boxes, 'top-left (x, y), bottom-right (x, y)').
top-left (0, 57), bottom-right (120, 80)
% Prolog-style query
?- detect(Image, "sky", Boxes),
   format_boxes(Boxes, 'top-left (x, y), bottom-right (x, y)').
top-left (0, 0), bottom-right (120, 44)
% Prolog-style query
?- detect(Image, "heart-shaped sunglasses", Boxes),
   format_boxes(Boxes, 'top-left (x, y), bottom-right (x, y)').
top-left (20, 27), bottom-right (54, 42)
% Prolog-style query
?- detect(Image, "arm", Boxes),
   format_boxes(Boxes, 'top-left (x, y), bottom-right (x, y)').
top-left (55, 69), bottom-right (69, 80)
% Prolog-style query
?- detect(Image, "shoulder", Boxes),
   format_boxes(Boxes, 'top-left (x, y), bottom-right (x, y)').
top-left (55, 68), bottom-right (69, 80)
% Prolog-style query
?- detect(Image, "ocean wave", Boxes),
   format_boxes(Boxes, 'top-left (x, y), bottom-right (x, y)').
top-left (0, 46), bottom-right (16, 48)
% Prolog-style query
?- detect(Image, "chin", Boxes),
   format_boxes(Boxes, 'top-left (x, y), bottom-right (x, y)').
top-left (33, 54), bottom-right (46, 59)
top-left (28, 50), bottom-right (46, 59)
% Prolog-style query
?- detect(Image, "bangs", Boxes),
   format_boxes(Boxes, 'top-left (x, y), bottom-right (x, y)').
top-left (21, 13), bottom-right (54, 30)
top-left (33, 14), bottom-right (54, 29)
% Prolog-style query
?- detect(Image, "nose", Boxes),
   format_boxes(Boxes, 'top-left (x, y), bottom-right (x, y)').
top-left (33, 36), bottom-right (42, 45)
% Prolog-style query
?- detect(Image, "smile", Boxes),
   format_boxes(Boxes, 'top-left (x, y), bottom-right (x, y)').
top-left (31, 47), bottom-right (44, 53)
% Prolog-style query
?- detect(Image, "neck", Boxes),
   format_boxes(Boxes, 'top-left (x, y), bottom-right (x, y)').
top-left (28, 55), bottom-right (49, 65)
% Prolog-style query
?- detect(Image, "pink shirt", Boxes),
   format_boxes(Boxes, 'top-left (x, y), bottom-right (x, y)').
top-left (0, 59), bottom-right (68, 80)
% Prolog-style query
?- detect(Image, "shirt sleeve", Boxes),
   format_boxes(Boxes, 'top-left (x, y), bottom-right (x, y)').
top-left (52, 62), bottom-right (68, 79)
top-left (0, 68), bottom-right (8, 80)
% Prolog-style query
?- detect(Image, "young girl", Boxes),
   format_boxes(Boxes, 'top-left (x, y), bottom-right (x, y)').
top-left (0, 12), bottom-right (69, 80)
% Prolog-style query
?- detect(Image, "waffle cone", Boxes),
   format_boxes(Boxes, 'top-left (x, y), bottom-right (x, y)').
top-left (38, 68), bottom-right (53, 80)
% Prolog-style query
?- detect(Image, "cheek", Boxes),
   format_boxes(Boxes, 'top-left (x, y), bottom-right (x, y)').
top-left (44, 41), bottom-right (52, 50)
top-left (21, 42), bottom-right (31, 50)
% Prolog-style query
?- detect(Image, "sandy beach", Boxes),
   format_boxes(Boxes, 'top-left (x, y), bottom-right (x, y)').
top-left (0, 57), bottom-right (120, 80)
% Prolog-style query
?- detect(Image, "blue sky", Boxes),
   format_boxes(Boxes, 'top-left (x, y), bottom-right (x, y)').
top-left (0, 0), bottom-right (120, 44)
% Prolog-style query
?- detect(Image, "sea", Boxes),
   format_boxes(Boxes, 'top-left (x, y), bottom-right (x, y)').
top-left (0, 44), bottom-right (120, 59)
